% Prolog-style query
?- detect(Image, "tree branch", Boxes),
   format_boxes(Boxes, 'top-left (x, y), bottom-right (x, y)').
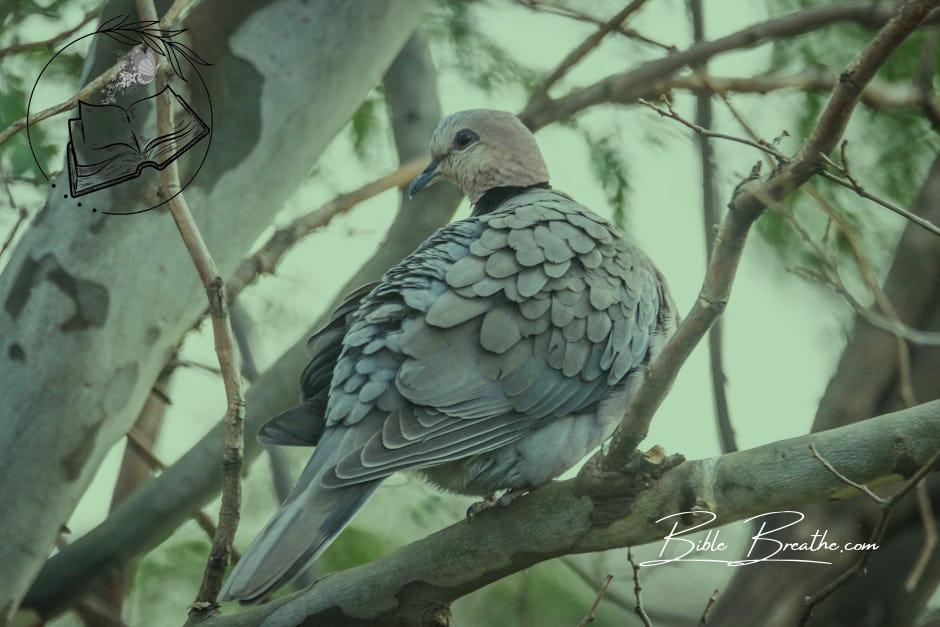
top-left (602, 0), bottom-right (940, 471)
top-left (226, 157), bottom-right (426, 299)
top-left (521, 2), bottom-right (940, 130)
top-left (135, 0), bottom-right (244, 618)
top-left (199, 400), bottom-right (940, 626)
top-left (0, 8), bottom-right (100, 58)
top-left (526, 0), bottom-right (649, 106)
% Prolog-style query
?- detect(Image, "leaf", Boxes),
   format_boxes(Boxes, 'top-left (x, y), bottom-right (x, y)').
top-left (103, 29), bottom-right (142, 47)
top-left (350, 96), bottom-right (381, 159)
top-left (97, 13), bottom-right (128, 32)
top-left (169, 41), bottom-right (210, 66)
top-left (582, 130), bottom-right (631, 229)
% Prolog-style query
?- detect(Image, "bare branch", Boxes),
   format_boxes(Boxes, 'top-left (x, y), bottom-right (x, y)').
top-left (527, 0), bottom-right (649, 105)
top-left (688, 0), bottom-right (737, 455)
top-left (227, 157), bottom-right (425, 299)
top-left (134, 0), bottom-right (244, 617)
top-left (576, 574), bottom-right (613, 627)
top-left (521, 2), bottom-right (940, 129)
top-left (626, 547), bottom-right (653, 627)
top-left (697, 590), bottom-right (719, 626)
top-left (515, 0), bottom-right (675, 51)
top-left (0, 8), bottom-right (100, 58)
top-left (904, 481), bottom-right (938, 590)
top-left (800, 447), bottom-right (940, 624)
top-left (603, 0), bottom-right (940, 471)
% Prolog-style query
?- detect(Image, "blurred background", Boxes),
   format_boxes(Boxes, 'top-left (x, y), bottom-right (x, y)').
top-left (1, 0), bottom-right (939, 625)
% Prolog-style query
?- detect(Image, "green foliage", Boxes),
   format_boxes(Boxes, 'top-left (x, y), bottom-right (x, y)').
top-left (426, 0), bottom-right (540, 94)
top-left (0, 74), bottom-right (57, 178)
top-left (349, 92), bottom-right (384, 160)
top-left (582, 130), bottom-right (631, 229)
top-left (318, 525), bottom-right (390, 573)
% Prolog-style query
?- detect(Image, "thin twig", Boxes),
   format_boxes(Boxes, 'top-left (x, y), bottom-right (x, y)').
top-left (0, 8), bottom-right (100, 58)
top-left (0, 0), bottom-right (200, 148)
top-left (576, 574), bottom-right (613, 627)
top-left (515, 0), bottom-right (675, 51)
top-left (697, 589), bottom-right (719, 626)
top-left (800, 446), bottom-right (940, 625)
top-left (134, 0), bottom-right (243, 617)
top-left (905, 481), bottom-right (938, 590)
top-left (528, 0), bottom-right (649, 104)
top-left (125, 429), bottom-right (238, 559)
top-left (810, 443), bottom-right (888, 503)
top-left (627, 547), bottom-right (653, 627)
top-left (639, 96), bottom-right (940, 240)
top-left (639, 97), bottom-right (789, 160)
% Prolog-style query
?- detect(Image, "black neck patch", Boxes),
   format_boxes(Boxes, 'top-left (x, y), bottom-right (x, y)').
top-left (471, 182), bottom-right (552, 217)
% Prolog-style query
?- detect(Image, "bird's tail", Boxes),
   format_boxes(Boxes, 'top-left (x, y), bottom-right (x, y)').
top-left (220, 431), bottom-right (380, 603)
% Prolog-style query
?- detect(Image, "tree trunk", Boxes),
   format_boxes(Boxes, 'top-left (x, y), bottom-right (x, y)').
top-left (20, 25), bottom-right (460, 621)
top-left (0, 0), bottom-right (425, 620)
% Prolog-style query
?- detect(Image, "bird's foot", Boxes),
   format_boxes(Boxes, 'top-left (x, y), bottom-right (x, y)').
top-left (466, 494), bottom-right (497, 522)
top-left (466, 489), bottom-right (528, 522)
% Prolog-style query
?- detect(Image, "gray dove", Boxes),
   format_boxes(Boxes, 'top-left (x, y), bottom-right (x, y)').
top-left (221, 109), bottom-right (677, 602)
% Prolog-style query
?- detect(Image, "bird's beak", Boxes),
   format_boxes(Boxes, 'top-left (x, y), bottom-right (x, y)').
top-left (408, 160), bottom-right (439, 198)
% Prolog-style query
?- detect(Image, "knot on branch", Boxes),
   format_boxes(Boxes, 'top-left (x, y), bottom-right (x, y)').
top-left (575, 445), bottom-right (685, 526)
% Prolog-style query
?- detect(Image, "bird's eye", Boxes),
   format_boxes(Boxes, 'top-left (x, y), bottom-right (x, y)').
top-left (453, 129), bottom-right (478, 150)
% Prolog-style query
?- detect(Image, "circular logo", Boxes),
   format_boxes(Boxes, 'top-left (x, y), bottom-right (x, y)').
top-left (26, 15), bottom-right (213, 215)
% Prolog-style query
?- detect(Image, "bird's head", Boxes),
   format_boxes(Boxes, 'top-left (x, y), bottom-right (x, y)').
top-left (409, 109), bottom-right (550, 204)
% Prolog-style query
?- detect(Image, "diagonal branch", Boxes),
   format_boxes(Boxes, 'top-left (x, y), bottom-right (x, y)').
top-left (526, 0), bottom-right (649, 106)
top-left (602, 0), bottom-right (940, 471)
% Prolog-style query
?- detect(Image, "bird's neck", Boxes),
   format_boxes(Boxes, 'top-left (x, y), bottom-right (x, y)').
top-left (471, 182), bottom-right (551, 217)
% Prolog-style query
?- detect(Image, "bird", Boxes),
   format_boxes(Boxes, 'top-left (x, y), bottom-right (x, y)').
top-left (220, 109), bottom-right (677, 603)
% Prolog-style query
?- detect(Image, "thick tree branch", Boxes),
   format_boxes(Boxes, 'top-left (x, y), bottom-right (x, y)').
top-left (199, 400), bottom-right (940, 626)
top-left (602, 0), bottom-right (940, 470)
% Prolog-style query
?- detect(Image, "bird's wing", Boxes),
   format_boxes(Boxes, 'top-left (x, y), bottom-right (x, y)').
top-left (258, 281), bottom-right (380, 446)
top-left (322, 188), bottom-right (667, 487)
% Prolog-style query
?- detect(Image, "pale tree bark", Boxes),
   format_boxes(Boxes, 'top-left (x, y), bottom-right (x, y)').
top-left (20, 26), bottom-right (461, 622)
top-left (0, 0), bottom-right (425, 620)
top-left (15, 1), bottom-right (940, 623)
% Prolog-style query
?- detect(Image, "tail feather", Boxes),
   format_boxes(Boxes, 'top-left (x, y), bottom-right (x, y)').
top-left (220, 430), bottom-right (381, 603)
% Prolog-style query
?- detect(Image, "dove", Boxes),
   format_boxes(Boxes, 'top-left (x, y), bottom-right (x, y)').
top-left (220, 109), bottom-right (676, 602)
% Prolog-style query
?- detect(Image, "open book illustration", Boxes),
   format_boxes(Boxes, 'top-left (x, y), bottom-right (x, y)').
top-left (66, 85), bottom-right (209, 197)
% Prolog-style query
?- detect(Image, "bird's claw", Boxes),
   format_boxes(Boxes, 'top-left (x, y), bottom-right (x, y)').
top-left (466, 489), bottom-right (527, 522)
top-left (466, 495), bottom-right (497, 522)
